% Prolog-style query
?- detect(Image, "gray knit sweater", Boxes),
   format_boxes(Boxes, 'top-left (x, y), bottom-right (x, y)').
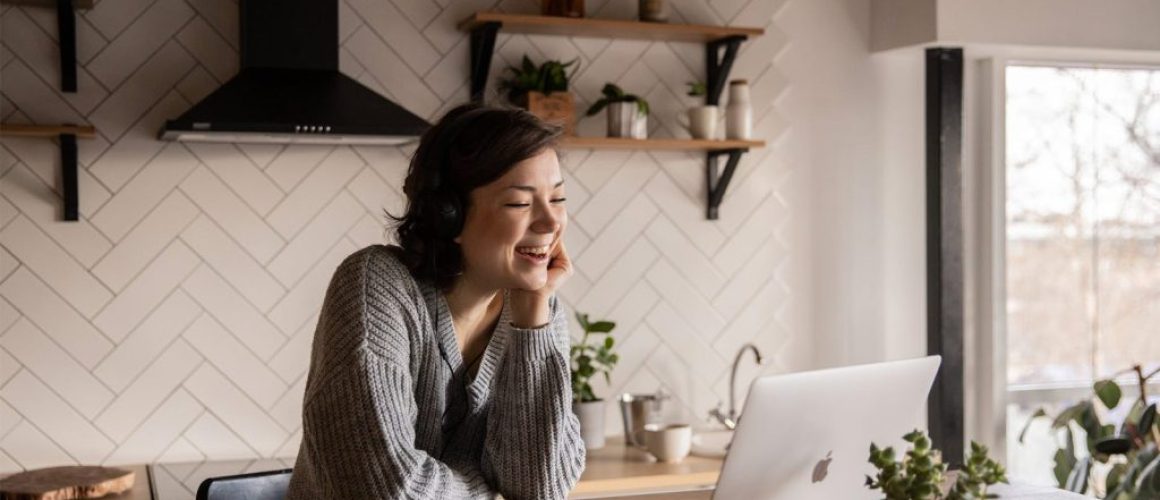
top-left (287, 244), bottom-right (586, 499)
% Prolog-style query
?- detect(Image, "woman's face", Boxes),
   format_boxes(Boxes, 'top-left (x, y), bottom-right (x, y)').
top-left (454, 148), bottom-right (567, 292)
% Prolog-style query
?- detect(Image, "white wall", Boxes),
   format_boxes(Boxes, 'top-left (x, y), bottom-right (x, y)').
top-left (780, 0), bottom-right (928, 369)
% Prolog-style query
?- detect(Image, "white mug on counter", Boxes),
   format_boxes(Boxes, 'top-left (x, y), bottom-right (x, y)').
top-left (643, 423), bottom-right (692, 463)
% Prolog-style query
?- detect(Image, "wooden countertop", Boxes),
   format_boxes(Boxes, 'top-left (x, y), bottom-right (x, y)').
top-left (572, 438), bottom-right (722, 499)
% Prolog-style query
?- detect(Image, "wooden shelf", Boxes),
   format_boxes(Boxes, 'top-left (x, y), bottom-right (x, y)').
top-left (459, 12), bottom-right (763, 43)
top-left (1, 0), bottom-right (93, 8)
top-left (0, 123), bottom-right (96, 139)
top-left (560, 137), bottom-right (763, 151)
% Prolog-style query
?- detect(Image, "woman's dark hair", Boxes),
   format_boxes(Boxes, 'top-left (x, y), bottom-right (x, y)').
top-left (385, 103), bottom-right (563, 292)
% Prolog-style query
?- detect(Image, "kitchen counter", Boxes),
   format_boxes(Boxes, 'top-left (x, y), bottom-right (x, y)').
top-left (2, 443), bottom-right (1083, 499)
top-left (573, 437), bottom-right (722, 499)
top-left (81, 438), bottom-right (723, 499)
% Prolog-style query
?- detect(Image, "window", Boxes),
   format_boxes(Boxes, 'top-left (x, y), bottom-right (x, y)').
top-left (1004, 64), bottom-right (1160, 486)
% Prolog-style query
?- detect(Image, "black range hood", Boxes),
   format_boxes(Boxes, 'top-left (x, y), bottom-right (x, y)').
top-left (160, 0), bottom-right (429, 145)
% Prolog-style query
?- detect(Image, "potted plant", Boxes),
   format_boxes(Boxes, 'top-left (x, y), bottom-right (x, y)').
top-left (866, 429), bottom-right (1007, 499)
top-left (571, 311), bottom-right (619, 449)
top-left (585, 83), bottom-right (649, 139)
top-left (542, 0), bottom-right (584, 17)
top-left (499, 55), bottom-right (580, 135)
top-left (1018, 364), bottom-right (1160, 498)
top-left (681, 80), bottom-right (718, 140)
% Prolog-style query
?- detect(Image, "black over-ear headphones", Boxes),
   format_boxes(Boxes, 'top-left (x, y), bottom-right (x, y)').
top-left (424, 107), bottom-right (492, 241)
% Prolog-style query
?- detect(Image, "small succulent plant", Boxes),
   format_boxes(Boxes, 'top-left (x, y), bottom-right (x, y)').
top-left (687, 81), bottom-right (707, 97)
top-left (584, 83), bottom-right (649, 117)
top-left (867, 429), bottom-right (1006, 500)
top-left (498, 55), bottom-right (579, 105)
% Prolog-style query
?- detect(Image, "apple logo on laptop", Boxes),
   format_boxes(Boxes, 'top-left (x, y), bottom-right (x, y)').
top-left (811, 451), bottom-right (833, 483)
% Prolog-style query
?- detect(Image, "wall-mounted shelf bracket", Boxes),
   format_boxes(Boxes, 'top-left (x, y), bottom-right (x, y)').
top-left (706, 147), bottom-right (746, 220)
top-left (59, 132), bottom-right (78, 220)
top-left (705, 35), bottom-right (745, 106)
top-left (469, 22), bottom-right (501, 103)
top-left (3, 0), bottom-right (90, 91)
top-left (0, 124), bottom-right (95, 221)
top-left (56, 0), bottom-right (78, 92)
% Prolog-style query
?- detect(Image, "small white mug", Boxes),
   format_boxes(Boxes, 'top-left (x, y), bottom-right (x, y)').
top-left (643, 423), bottom-right (692, 463)
top-left (679, 106), bottom-right (718, 139)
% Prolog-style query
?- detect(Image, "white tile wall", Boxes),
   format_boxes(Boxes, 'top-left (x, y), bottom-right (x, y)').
top-left (0, 0), bottom-right (792, 474)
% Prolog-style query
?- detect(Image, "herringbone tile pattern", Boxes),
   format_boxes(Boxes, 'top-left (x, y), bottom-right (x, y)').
top-left (0, 0), bottom-right (797, 481)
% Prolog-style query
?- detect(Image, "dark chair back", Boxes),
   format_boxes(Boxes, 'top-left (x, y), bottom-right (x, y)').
top-left (195, 468), bottom-right (293, 500)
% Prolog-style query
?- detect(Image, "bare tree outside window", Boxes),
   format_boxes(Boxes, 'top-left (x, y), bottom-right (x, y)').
top-left (1005, 65), bottom-right (1160, 489)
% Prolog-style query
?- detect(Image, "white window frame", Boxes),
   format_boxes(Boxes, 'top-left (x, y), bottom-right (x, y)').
top-left (967, 53), bottom-right (1160, 464)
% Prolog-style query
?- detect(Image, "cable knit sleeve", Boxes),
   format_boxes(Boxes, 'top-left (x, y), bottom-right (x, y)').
top-left (287, 247), bottom-right (496, 499)
top-left (482, 295), bottom-right (587, 499)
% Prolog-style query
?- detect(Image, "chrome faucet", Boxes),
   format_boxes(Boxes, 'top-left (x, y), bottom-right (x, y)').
top-left (709, 343), bottom-right (764, 430)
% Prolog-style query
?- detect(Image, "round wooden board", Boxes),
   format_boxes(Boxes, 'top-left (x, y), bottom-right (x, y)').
top-left (0, 466), bottom-right (134, 500)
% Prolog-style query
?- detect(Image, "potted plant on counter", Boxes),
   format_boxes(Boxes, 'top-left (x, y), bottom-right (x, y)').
top-left (585, 83), bottom-right (649, 139)
top-left (499, 55), bottom-right (579, 136)
top-left (866, 429), bottom-right (1007, 499)
top-left (571, 311), bottom-right (619, 449)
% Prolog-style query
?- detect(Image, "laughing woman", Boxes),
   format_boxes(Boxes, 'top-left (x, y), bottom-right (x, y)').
top-left (287, 104), bottom-right (585, 499)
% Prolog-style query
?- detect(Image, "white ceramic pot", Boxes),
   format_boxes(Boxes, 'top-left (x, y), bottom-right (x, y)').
top-left (606, 102), bottom-right (646, 139)
top-left (572, 400), bottom-right (606, 449)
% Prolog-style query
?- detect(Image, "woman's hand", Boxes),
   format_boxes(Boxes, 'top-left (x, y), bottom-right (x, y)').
top-left (510, 240), bottom-right (572, 328)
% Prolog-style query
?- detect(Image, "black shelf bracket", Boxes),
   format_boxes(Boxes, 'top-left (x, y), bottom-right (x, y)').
top-left (59, 132), bottom-right (79, 220)
top-left (56, 0), bottom-right (77, 92)
top-left (705, 148), bottom-right (746, 220)
top-left (703, 35), bottom-right (747, 219)
top-left (705, 35), bottom-right (745, 106)
top-left (469, 22), bottom-right (501, 103)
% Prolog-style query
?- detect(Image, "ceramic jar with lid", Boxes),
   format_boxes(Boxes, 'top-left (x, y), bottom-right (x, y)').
top-left (725, 79), bottom-right (752, 140)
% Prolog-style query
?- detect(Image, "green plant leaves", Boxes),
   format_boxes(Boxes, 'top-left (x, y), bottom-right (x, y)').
top-left (1018, 408), bottom-right (1047, 443)
top-left (687, 81), bottom-right (707, 97)
top-left (1094, 379), bottom-right (1123, 409)
top-left (1054, 427), bottom-right (1076, 488)
top-left (1107, 462), bottom-right (1127, 494)
top-left (1095, 436), bottom-right (1133, 455)
top-left (868, 430), bottom-right (1005, 499)
top-left (1141, 404), bottom-right (1157, 438)
top-left (601, 83), bottom-right (625, 99)
top-left (1064, 456), bottom-right (1091, 493)
top-left (585, 83), bottom-right (651, 117)
top-left (1136, 454), bottom-right (1160, 498)
top-left (590, 321), bottom-right (615, 333)
top-left (499, 55), bottom-right (579, 103)
top-left (570, 310), bottom-right (619, 403)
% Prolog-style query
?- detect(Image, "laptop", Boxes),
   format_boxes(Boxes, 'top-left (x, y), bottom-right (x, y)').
top-left (711, 355), bottom-right (942, 500)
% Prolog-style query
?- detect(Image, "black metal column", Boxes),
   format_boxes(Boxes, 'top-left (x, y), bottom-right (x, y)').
top-left (925, 47), bottom-right (964, 465)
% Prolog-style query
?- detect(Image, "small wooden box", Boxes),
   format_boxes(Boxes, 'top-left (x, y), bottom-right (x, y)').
top-left (527, 91), bottom-right (576, 136)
